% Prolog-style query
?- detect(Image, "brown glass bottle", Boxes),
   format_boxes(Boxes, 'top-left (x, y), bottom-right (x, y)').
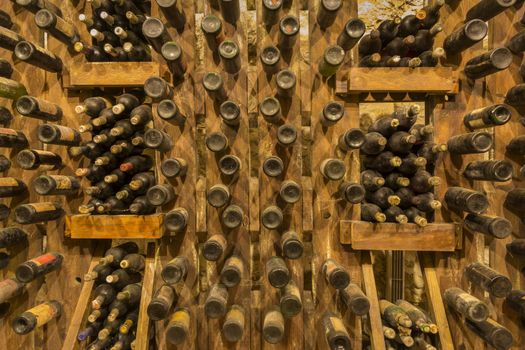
top-left (385, 172), bottom-right (410, 190)
top-left (387, 131), bottom-right (416, 154)
top-left (119, 253), bottom-right (144, 273)
top-left (464, 214), bottom-right (512, 239)
top-left (443, 287), bottom-right (489, 322)
top-left (445, 187), bottom-right (488, 214)
top-left (116, 283), bottom-right (142, 306)
top-left (12, 300), bottom-right (61, 335)
top-left (147, 284), bottom-right (176, 321)
top-left (410, 170), bottom-right (440, 193)
top-left (15, 252), bottom-right (63, 283)
top-left (411, 193), bottom-right (442, 213)
top-left (465, 262), bottom-right (512, 298)
top-left (405, 207), bottom-right (428, 227)
top-left (447, 132), bottom-right (493, 154)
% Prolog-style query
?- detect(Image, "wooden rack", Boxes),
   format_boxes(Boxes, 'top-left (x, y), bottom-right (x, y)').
top-left (65, 214), bottom-right (164, 239)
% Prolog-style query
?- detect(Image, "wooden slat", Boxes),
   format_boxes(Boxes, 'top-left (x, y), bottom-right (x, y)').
top-left (65, 214), bottom-right (164, 239)
top-left (419, 253), bottom-right (454, 350)
top-left (135, 243), bottom-right (157, 350)
top-left (339, 221), bottom-right (460, 252)
top-left (361, 252), bottom-right (386, 350)
top-left (64, 62), bottom-right (161, 88)
top-left (342, 68), bottom-right (459, 94)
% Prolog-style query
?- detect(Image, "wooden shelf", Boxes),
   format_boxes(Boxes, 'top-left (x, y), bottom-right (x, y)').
top-left (336, 67), bottom-right (459, 95)
top-left (339, 220), bottom-right (461, 252)
top-left (65, 214), bottom-right (164, 239)
top-left (64, 62), bottom-right (160, 88)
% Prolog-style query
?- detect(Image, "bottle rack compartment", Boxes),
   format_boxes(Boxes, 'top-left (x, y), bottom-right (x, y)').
top-left (65, 214), bottom-right (164, 239)
top-left (63, 62), bottom-right (162, 88)
top-left (340, 220), bottom-right (461, 252)
top-left (336, 67), bottom-right (459, 94)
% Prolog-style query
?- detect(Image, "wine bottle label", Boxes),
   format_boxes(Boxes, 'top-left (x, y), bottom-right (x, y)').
top-left (0, 128), bottom-right (17, 136)
top-left (55, 125), bottom-right (76, 141)
top-left (28, 302), bottom-right (58, 327)
top-left (0, 177), bottom-right (19, 186)
top-left (33, 150), bottom-right (57, 157)
top-left (30, 252), bottom-right (58, 266)
top-left (52, 176), bottom-right (73, 190)
top-left (29, 202), bottom-right (57, 213)
top-left (329, 316), bottom-right (346, 334)
top-left (36, 100), bottom-right (60, 116)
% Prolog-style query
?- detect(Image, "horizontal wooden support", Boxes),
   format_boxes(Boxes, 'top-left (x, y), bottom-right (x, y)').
top-left (339, 220), bottom-right (460, 252)
top-left (65, 214), bottom-right (164, 239)
top-left (64, 62), bottom-right (160, 88)
top-left (337, 68), bottom-right (459, 94)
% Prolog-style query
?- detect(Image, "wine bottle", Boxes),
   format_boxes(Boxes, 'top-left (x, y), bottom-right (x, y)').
top-left (466, 0), bottom-right (516, 21)
top-left (0, 9), bottom-right (13, 28)
top-left (368, 115), bottom-right (400, 137)
top-left (33, 175), bottom-right (80, 196)
top-left (34, 9), bottom-right (80, 45)
top-left (464, 214), bottom-right (512, 239)
top-left (84, 263), bottom-right (113, 283)
top-left (147, 284), bottom-right (176, 321)
top-left (222, 305), bottom-right (245, 342)
top-left (317, 0), bottom-right (342, 29)
top-left (203, 71), bottom-right (228, 102)
top-left (0, 107), bottom-right (13, 124)
top-left (358, 29), bottom-right (382, 56)
top-left (393, 104), bottom-right (421, 130)
top-left (0, 278), bottom-right (24, 307)
top-left (361, 203), bottom-right (386, 223)
top-left (419, 47), bottom-right (445, 67)
top-left (337, 18), bottom-right (365, 51)
top-left (505, 290), bottom-right (525, 318)
top-left (361, 170), bottom-right (386, 192)
top-left (447, 131), bottom-right (493, 154)
top-left (166, 308), bottom-right (191, 345)
top-left (443, 19), bottom-right (488, 55)
top-left (161, 41), bottom-right (185, 78)
top-left (220, 255), bottom-right (243, 287)
top-left (161, 256), bottom-right (188, 284)
top-left (319, 158), bottom-right (346, 181)
top-left (259, 96), bottom-right (281, 123)
top-left (443, 287), bottom-right (489, 322)
top-left (388, 131), bottom-right (416, 153)
top-left (445, 187), bottom-right (488, 214)
top-left (16, 149), bottom-right (62, 170)
top-left (0, 26), bottom-right (25, 52)
top-left (12, 301), bottom-right (62, 334)
top-left (106, 269), bottom-right (141, 290)
top-left (205, 283), bottom-right (228, 319)
top-left (15, 95), bottom-right (62, 121)
top-left (144, 76), bottom-right (173, 102)
top-left (409, 124), bottom-right (433, 145)
top-left (0, 227), bottom-right (28, 248)
top-left (119, 309), bottom-right (139, 334)
top-left (385, 172), bottom-right (410, 190)
top-left (385, 206), bottom-right (409, 224)
top-left (76, 165), bottom-right (106, 183)
top-left (507, 239), bottom-right (525, 255)
top-left (463, 104), bottom-right (512, 130)
top-left (410, 170), bottom-right (440, 193)
top-left (318, 45), bottom-right (345, 77)
top-left (85, 181), bottom-right (115, 200)
top-left (164, 207), bottom-right (189, 233)
top-left (146, 183), bottom-right (175, 206)
top-left (221, 204), bottom-right (244, 229)
top-left (261, 206), bottom-right (283, 230)
top-left (322, 258), bottom-right (350, 290)
top-left (377, 17), bottom-right (400, 45)
top-left (14, 41), bottom-right (62, 72)
top-left (218, 40), bottom-right (241, 74)
top-left (97, 319), bottom-right (121, 340)
top-left (116, 282), bottom-right (142, 305)
top-left (366, 187), bottom-right (401, 209)
top-left (260, 45), bottom-right (281, 74)
top-left (505, 188), bottom-right (525, 214)
top-left (203, 234), bottom-right (227, 261)
top-left (0, 127), bottom-right (28, 147)
top-left (143, 128), bottom-right (173, 151)
top-left (383, 35), bottom-right (415, 57)
top-left (417, 142), bottom-right (447, 165)
top-left (14, 202), bottom-right (63, 224)
top-left (74, 42), bottom-right (108, 62)
top-left (338, 128), bottom-right (365, 151)
top-left (262, 307), bottom-right (285, 344)
top-left (465, 262), bottom-right (512, 298)
top-left (141, 17), bottom-right (171, 53)
top-left (218, 154), bottom-right (241, 176)
top-left (266, 256), bottom-right (290, 291)
top-left (119, 253), bottom-right (144, 273)
top-left (359, 53), bottom-right (381, 67)
top-left (464, 160), bottom-right (513, 182)
top-left (466, 318), bottom-right (513, 350)
top-left (279, 180), bottom-right (302, 204)
top-left (100, 242), bottom-right (139, 267)
top-left (129, 195), bottom-right (155, 214)
top-left (412, 192), bottom-right (441, 213)
top-left (218, 100), bottom-right (240, 127)
top-left (506, 135), bottom-right (525, 156)
top-left (37, 124), bottom-right (80, 146)
top-left (205, 131), bottom-right (229, 153)
top-left (340, 283), bottom-right (370, 316)
top-left (110, 141), bottom-right (143, 158)
top-left (363, 151), bottom-right (402, 174)
top-left (78, 198), bottom-right (104, 214)
top-left (505, 84), bottom-right (525, 106)
top-left (0, 177), bottom-right (27, 198)
top-left (380, 299), bottom-right (413, 328)
top-left (412, 23), bottom-right (442, 53)
top-left (0, 156), bottom-right (9, 173)
top-left (464, 48), bottom-right (512, 80)
top-left (15, 252), bottom-right (63, 283)
top-left (405, 207), bottom-right (428, 227)
top-left (338, 182), bottom-right (365, 204)
top-left (87, 308), bottom-right (108, 323)
top-left (112, 92), bottom-right (141, 115)
top-left (395, 299), bottom-right (435, 333)
top-left (276, 69), bottom-right (296, 98)
top-left (110, 119), bottom-right (140, 138)
top-left (420, 0), bottom-right (445, 29)
top-left (322, 312), bottom-right (351, 349)
top-left (106, 299), bottom-right (132, 322)
top-left (396, 187), bottom-right (415, 209)
top-left (201, 14), bottom-right (224, 49)
top-left (360, 132), bottom-right (387, 155)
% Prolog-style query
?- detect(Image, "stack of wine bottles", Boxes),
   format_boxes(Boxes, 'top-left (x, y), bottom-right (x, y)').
top-left (0, 250), bottom-right (64, 331)
top-left (378, 299), bottom-right (438, 349)
top-left (360, 104), bottom-right (443, 226)
top-left (79, 242), bottom-right (144, 349)
top-left (358, 0), bottom-right (445, 68)
top-left (73, 92), bottom-right (160, 215)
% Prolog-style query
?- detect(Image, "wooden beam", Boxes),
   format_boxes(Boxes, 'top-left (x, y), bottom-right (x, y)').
top-left (134, 242), bottom-right (157, 350)
top-left (361, 252), bottom-right (386, 350)
top-left (65, 214), bottom-right (164, 239)
top-left (64, 62), bottom-right (161, 88)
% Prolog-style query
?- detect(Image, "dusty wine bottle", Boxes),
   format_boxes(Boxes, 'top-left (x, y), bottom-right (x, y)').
top-left (14, 41), bottom-right (62, 72)
top-left (33, 175), bottom-right (80, 196)
top-left (385, 206), bottom-right (409, 224)
top-left (276, 69), bottom-right (296, 98)
top-left (144, 76), bottom-right (173, 102)
top-left (279, 180), bottom-right (302, 204)
top-left (219, 0), bottom-right (240, 24)
top-left (278, 15), bottom-right (299, 51)
top-left (205, 131), bottom-right (229, 153)
top-left (320, 158), bottom-right (346, 181)
top-left (261, 156), bottom-right (283, 178)
top-left (160, 158), bottom-right (187, 179)
top-left (142, 17), bottom-right (171, 53)
top-left (205, 283), bottom-right (228, 318)
top-left (119, 253), bottom-right (144, 273)
top-left (318, 45), bottom-right (345, 78)
top-left (507, 30), bottom-right (525, 54)
top-left (146, 184), bottom-right (175, 207)
top-left (0, 107), bottom-right (13, 125)
top-left (156, 0), bottom-right (184, 28)
top-left (280, 230), bottom-right (303, 259)
top-left (221, 204), bottom-right (244, 229)
top-left (0, 177), bottom-right (27, 198)
top-left (506, 239), bottom-right (525, 255)
top-left (219, 154), bottom-right (241, 176)
top-left (203, 71), bottom-right (227, 101)
top-left (220, 255), bottom-right (243, 287)
top-left (505, 290), bottom-right (525, 318)
top-left (388, 131), bottom-right (416, 154)
top-left (261, 206), bottom-right (283, 230)
top-left (337, 18), bottom-right (365, 51)
top-left (144, 129), bottom-right (173, 151)
top-left (361, 203), bottom-right (386, 223)
top-left (112, 92), bottom-right (141, 115)
top-left (385, 172), bottom-right (410, 190)
top-left (323, 258), bottom-right (350, 290)
top-left (464, 48), bottom-right (513, 80)
top-left (0, 127), bottom-right (27, 147)
top-left (464, 214), bottom-right (512, 239)
top-left (37, 124), bottom-right (81, 146)
top-left (412, 193), bottom-right (441, 213)
top-left (338, 182), bottom-right (365, 204)
top-left (0, 278), bottom-right (24, 306)
top-left (263, 307), bottom-right (285, 344)
top-left (222, 305), bottom-right (245, 342)
top-left (16, 95), bottom-right (62, 121)
top-left (464, 104), bottom-right (512, 130)
top-left (15, 252), bottom-right (63, 283)
top-left (106, 269), bottom-right (142, 290)
top-left (380, 299), bottom-right (413, 328)
top-left (445, 187), bottom-right (489, 214)
top-left (260, 45), bottom-right (281, 74)
top-left (266, 256), bottom-right (290, 288)
top-left (260, 96), bottom-right (281, 123)
top-left (322, 312), bottom-right (351, 349)
top-left (447, 131), bottom-right (493, 154)
top-left (419, 47), bottom-right (445, 67)
top-left (443, 19), bottom-right (488, 55)
top-left (410, 170), bottom-right (440, 193)
top-left (119, 309), bottom-right (139, 335)
top-left (341, 283), bottom-right (370, 316)
top-left (465, 262), bottom-right (512, 298)
top-left (219, 40), bottom-right (241, 74)
top-left (0, 26), bottom-right (24, 51)
top-left (405, 207), bottom-right (428, 227)
top-left (444, 287), bottom-right (489, 322)
top-left (100, 242), bottom-right (140, 267)
top-left (366, 187), bottom-right (401, 209)
top-left (0, 227), bottom-right (28, 248)
top-left (34, 9), bottom-right (79, 45)
top-left (164, 207), bottom-right (189, 233)
top-left (317, 0), bottom-right (342, 29)
top-left (219, 100), bottom-right (240, 127)
top-left (206, 184), bottom-right (230, 208)
top-left (320, 101), bottom-right (344, 126)
top-left (466, 318), bottom-right (513, 350)
top-left (147, 284), bottom-right (176, 321)
top-left (360, 132), bottom-right (387, 155)
top-left (12, 301), bottom-right (61, 334)
top-left (203, 234), bottom-right (228, 261)
top-left (161, 256), bottom-right (188, 284)
top-left (161, 41), bottom-right (186, 78)
top-left (14, 202), bottom-right (63, 224)
top-left (0, 9), bottom-right (12, 29)
top-left (261, 0), bottom-right (282, 26)
top-left (383, 36), bottom-right (416, 57)
top-left (116, 283), bottom-right (142, 306)
top-left (84, 263), bottom-right (113, 283)
top-left (506, 135), bottom-right (525, 155)
top-left (158, 99), bottom-right (185, 124)
top-left (463, 160), bottom-right (513, 182)
top-left (466, 0), bottom-right (516, 21)
top-left (201, 14), bottom-right (224, 49)
top-left (368, 115), bottom-right (400, 138)
top-left (338, 128), bottom-right (365, 151)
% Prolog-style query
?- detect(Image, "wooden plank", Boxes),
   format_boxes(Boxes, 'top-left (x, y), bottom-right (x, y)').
top-left (64, 214), bottom-right (164, 239)
top-left (419, 253), bottom-right (454, 350)
top-left (361, 252), bottom-right (386, 350)
top-left (64, 62), bottom-right (161, 88)
top-left (339, 221), bottom-right (459, 252)
top-left (135, 243), bottom-right (157, 350)
top-left (344, 68), bottom-right (458, 94)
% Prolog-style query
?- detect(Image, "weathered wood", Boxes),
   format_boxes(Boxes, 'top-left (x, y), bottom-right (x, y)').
top-left (340, 221), bottom-right (460, 252)
top-left (361, 252), bottom-right (386, 350)
top-left (64, 62), bottom-right (161, 88)
top-left (64, 214), bottom-right (164, 239)
top-left (135, 243), bottom-right (157, 350)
